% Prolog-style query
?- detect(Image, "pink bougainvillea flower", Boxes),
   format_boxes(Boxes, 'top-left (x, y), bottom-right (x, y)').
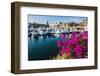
top-left (57, 40), bottom-right (63, 47)
top-left (61, 45), bottom-right (66, 52)
top-left (74, 45), bottom-right (85, 57)
top-left (61, 45), bottom-right (70, 54)
top-left (67, 38), bottom-right (79, 46)
top-left (70, 32), bottom-right (78, 39)
top-left (61, 34), bottom-right (66, 39)
top-left (56, 31), bottom-right (88, 59)
top-left (65, 48), bottom-right (70, 54)
top-left (74, 45), bottom-right (84, 52)
top-left (82, 32), bottom-right (88, 40)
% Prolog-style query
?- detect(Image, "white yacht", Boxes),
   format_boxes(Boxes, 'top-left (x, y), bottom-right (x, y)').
top-left (42, 30), bottom-right (47, 35)
top-left (33, 30), bottom-right (39, 36)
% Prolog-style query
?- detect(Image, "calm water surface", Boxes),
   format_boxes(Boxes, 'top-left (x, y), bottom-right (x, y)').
top-left (28, 34), bottom-right (61, 61)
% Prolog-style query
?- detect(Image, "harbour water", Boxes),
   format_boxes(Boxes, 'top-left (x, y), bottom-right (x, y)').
top-left (28, 34), bottom-right (61, 60)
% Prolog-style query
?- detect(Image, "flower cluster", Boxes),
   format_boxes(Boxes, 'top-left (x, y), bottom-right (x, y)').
top-left (57, 31), bottom-right (88, 59)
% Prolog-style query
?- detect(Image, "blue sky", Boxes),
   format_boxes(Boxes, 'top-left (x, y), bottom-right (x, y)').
top-left (28, 15), bottom-right (87, 24)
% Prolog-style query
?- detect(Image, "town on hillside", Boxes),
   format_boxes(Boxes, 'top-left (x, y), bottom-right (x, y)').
top-left (28, 18), bottom-right (87, 37)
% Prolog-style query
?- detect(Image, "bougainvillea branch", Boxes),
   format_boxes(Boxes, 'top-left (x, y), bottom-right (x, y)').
top-left (56, 31), bottom-right (88, 59)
